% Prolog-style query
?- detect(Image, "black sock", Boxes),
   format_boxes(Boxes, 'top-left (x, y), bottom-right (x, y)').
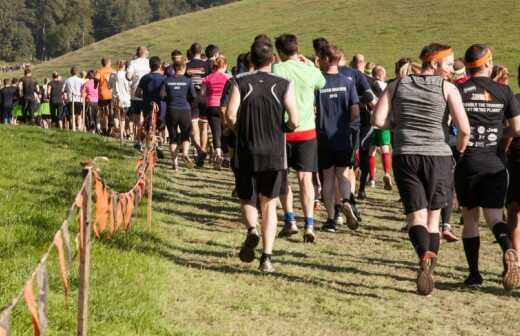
top-left (463, 237), bottom-right (480, 275)
top-left (408, 225), bottom-right (430, 258)
top-left (350, 194), bottom-right (356, 205)
top-left (492, 222), bottom-right (513, 252)
top-left (260, 253), bottom-right (271, 263)
top-left (334, 204), bottom-right (341, 217)
top-left (429, 233), bottom-right (440, 254)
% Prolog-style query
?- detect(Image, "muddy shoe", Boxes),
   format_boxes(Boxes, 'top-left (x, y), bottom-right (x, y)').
top-left (259, 255), bottom-right (275, 273)
top-left (321, 219), bottom-right (337, 233)
top-left (417, 251), bottom-right (437, 296)
top-left (503, 249), bottom-right (520, 291)
top-left (181, 154), bottom-right (195, 169)
top-left (342, 200), bottom-right (359, 230)
top-left (278, 221), bottom-right (299, 238)
top-left (239, 229), bottom-right (260, 263)
top-left (383, 175), bottom-right (393, 191)
top-left (303, 226), bottom-right (316, 243)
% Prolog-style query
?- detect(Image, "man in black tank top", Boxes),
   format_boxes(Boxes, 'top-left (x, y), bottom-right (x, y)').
top-left (226, 39), bottom-right (299, 273)
top-left (457, 45), bottom-right (520, 290)
top-left (373, 43), bottom-right (470, 296)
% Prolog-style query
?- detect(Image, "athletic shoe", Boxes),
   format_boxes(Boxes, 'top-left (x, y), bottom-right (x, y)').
top-left (441, 225), bottom-right (459, 242)
top-left (502, 249), bottom-right (520, 291)
top-left (313, 200), bottom-right (321, 212)
top-left (383, 175), bottom-right (393, 191)
top-left (321, 219), bottom-right (336, 233)
top-left (417, 251), bottom-right (437, 296)
top-left (239, 229), bottom-right (260, 263)
top-left (278, 221), bottom-right (299, 238)
top-left (196, 152), bottom-right (207, 168)
top-left (342, 200), bottom-right (359, 230)
top-left (463, 273), bottom-right (483, 288)
top-left (351, 201), bottom-right (362, 222)
top-left (357, 190), bottom-right (367, 200)
top-left (156, 148), bottom-right (165, 159)
top-left (180, 154), bottom-right (195, 169)
top-left (259, 256), bottom-right (275, 273)
top-left (303, 226), bottom-right (316, 243)
top-left (214, 155), bottom-right (223, 170)
top-left (333, 205), bottom-right (344, 225)
top-left (369, 180), bottom-right (376, 188)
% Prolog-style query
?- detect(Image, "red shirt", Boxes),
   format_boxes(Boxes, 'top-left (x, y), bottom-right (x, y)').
top-left (203, 71), bottom-right (230, 107)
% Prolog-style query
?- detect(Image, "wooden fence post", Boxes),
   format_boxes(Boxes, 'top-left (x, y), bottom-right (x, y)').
top-left (77, 168), bottom-right (93, 336)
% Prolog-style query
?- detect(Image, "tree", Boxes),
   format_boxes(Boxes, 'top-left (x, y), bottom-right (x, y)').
top-left (0, 0), bottom-right (34, 61)
top-left (149, 0), bottom-right (189, 21)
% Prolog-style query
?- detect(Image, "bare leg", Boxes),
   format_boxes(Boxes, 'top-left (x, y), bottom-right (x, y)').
top-left (322, 167), bottom-right (336, 220)
top-left (296, 171), bottom-right (314, 220)
top-left (259, 195), bottom-right (278, 255)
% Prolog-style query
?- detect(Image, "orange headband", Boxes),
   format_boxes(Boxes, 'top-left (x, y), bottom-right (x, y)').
top-left (467, 48), bottom-right (492, 69)
top-left (426, 48), bottom-right (453, 62)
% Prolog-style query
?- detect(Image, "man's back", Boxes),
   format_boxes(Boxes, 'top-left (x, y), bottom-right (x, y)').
top-left (21, 76), bottom-right (36, 100)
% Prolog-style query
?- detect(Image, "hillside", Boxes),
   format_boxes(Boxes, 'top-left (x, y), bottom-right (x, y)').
top-left (20, 0), bottom-right (520, 89)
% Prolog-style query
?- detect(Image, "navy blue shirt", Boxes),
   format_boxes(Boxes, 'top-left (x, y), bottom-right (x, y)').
top-left (162, 75), bottom-right (196, 111)
top-left (315, 73), bottom-right (359, 151)
top-left (138, 72), bottom-right (164, 114)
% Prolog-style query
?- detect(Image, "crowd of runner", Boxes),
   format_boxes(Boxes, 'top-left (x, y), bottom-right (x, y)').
top-left (2, 34), bottom-right (520, 297)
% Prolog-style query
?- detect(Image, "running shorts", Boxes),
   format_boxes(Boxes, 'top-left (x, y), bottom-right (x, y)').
top-left (393, 155), bottom-right (454, 214)
top-left (455, 164), bottom-right (508, 209)
top-left (287, 138), bottom-right (318, 172)
top-left (372, 129), bottom-right (392, 146)
top-left (318, 146), bottom-right (355, 170)
top-left (508, 156), bottom-right (520, 205)
top-left (165, 108), bottom-right (192, 144)
top-left (235, 169), bottom-right (288, 200)
top-left (192, 93), bottom-right (207, 121)
top-left (98, 99), bottom-right (112, 108)
top-left (129, 100), bottom-right (144, 116)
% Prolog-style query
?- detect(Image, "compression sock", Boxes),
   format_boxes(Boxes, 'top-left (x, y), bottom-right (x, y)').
top-left (408, 225), bottom-right (430, 258)
top-left (382, 152), bottom-right (392, 175)
top-left (492, 222), bottom-right (513, 252)
top-left (284, 212), bottom-right (295, 224)
top-left (463, 237), bottom-right (480, 275)
top-left (304, 217), bottom-right (314, 229)
top-left (429, 233), bottom-right (440, 254)
top-left (369, 156), bottom-right (376, 180)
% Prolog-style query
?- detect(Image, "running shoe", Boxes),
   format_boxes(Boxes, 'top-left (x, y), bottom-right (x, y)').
top-left (321, 219), bottom-right (337, 233)
top-left (156, 148), bottom-right (165, 159)
top-left (357, 190), bottom-right (367, 200)
top-left (341, 200), bottom-right (359, 230)
top-left (303, 226), bottom-right (316, 243)
top-left (313, 200), bottom-right (321, 212)
top-left (214, 155), bottom-right (223, 170)
top-left (333, 205), bottom-right (344, 225)
top-left (417, 251), bottom-right (437, 296)
top-left (441, 224), bottom-right (459, 242)
top-left (383, 175), bottom-right (393, 191)
top-left (463, 273), bottom-right (483, 288)
top-left (196, 152), bottom-right (207, 168)
top-left (278, 221), bottom-right (299, 238)
top-left (180, 154), bottom-right (195, 169)
top-left (350, 198), bottom-right (363, 222)
top-left (502, 249), bottom-right (520, 291)
top-left (259, 256), bottom-right (275, 273)
top-left (239, 228), bottom-right (260, 263)
top-left (369, 180), bottom-right (376, 188)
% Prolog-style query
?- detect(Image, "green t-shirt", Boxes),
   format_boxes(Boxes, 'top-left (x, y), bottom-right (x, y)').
top-left (273, 60), bottom-right (326, 133)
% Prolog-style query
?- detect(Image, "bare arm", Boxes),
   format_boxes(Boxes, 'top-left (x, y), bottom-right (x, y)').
top-left (503, 116), bottom-right (520, 138)
top-left (226, 85), bottom-right (241, 128)
top-left (372, 81), bottom-right (396, 129)
top-left (445, 81), bottom-right (470, 153)
top-left (283, 82), bottom-right (299, 130)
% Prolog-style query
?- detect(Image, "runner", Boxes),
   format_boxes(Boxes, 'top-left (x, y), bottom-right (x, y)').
top-left (315, 44), bottom-right (360, 232)
top-left (453, 58), bottom-right (470, 84)
top-left (350, 54), bottom-right (367, 73)
top-left (508, 65), bottom-right (520, 272)
top-left (114, 60), bottom-right (131, 138)
top-left (226, 39), bottom-right (299, 272)
top-left (0, 78), bottom-right (18, 124)
top-left (48, 72), bottom-right (64, 128)
top-left (372, 43), bottom-right (470, 295)
top-left (201, 56), bottom-right (230, 169)
top-left (127, 46), bottom-right (151, 145)
top-left (186, 43), bottom-right (211, 164)
top-left (456, 45), bottom-right (520, 290)
top-left (136, 56), bottom-right (164, 126)
top-left (164, 49), bottom-right (184, 77)
top-left (20, 68), bottom-right (37, 123)
top-left (95, 58), bottom-right (115, 134)
top-left (83, 70), bottom-right (99, 133)
top-left (63, 66), bottom-right (84, 130)
top-left (273, 33), bottom-right (326, 242)
top-left (161, 56), bottom-right (196, 170)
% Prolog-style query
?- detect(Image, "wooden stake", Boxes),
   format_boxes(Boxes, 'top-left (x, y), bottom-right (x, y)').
top-left (77, 168), bottom-right (92, 336)
top-left (72, 102), bottom-right (76, 132)
top-left (147, 163), bottom-right (153, 229)
top-left (82, 98), bottom-right (86, 132)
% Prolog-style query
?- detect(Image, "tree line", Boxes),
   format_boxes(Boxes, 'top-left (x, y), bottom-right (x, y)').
top-left (0, 0), bottom-right (233, 62)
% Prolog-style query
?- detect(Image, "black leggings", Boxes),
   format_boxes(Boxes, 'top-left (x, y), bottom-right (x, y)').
top-left (205, 107), bottom-right (222, 149)
top-left (166, 108), bottom-right (192, 144)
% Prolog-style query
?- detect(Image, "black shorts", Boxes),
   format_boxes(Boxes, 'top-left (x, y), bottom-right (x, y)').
top-left (318, 146), bottom-right (355, 170)
top-left (67, 102), bottom-right (83, 116)
top-left (191, 93), bottom-right (207, 121)
top-left (165, 108), bottom-right (192, 144)
top-left (287, 138), bottom-right (318, 172)
top-left (454, 165), bottom-right (507, 209)
top-left (98, 99), bottom-right (112, 108)
top-left (393, 155), bottom-right (454, 214)
top-left (129, 100), bottom-right (144, 116)
top-left (509, 158), bottom-right (520, 205)
top-left (235, 169), bottom-right (288, 200)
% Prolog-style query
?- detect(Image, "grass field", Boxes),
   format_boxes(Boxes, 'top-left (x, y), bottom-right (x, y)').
top-left (2, 0), bottom-right (517, 90)
top-left (2, 126), bottom-right (520, 335)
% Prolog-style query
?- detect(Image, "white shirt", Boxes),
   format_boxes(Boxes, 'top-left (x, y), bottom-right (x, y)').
top-left (127, 57), bottom-right (150, 100)
top-left (63, 75), bottom-right (83, 103)
top-left (114, 70), bottom-right (131, 108)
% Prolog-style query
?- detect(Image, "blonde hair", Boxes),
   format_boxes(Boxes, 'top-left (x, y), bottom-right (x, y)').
top-left (491, 65), bottom-right (509, 85)
top-left (213, 55), bottom-right (227, 70)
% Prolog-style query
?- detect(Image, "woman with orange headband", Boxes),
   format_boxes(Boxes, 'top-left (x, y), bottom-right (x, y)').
top-left (456, 44), bottom-right (520, 290)
top-left (372, 43), bottom-right (470, 296)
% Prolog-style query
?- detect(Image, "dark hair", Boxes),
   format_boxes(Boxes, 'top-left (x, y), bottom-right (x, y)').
top-left (3, 79), bottom-right (8, 86)
top-left (149, 56), bottom-right (162, 71)
top-left (250, 40), bottom-right (273, 69)
top-left (319, 44), bottom-right (341, 70)
top-left (205, 44), bottom-right (219, 59)
top-left (71, 66), bottom-right (79, 75)
top-left (313, 37), bottom-right (329, 55)
top-left (52, 72), bottom-right (59, 79)
top-left (254, 34), bottom-right (271, 44)
top-left (189, 43), bottom-right (202, 57)
top-left (101, 58), bottom-right (111, 67)
top-left (136, 46), bottom-right (147, 57)
top-left (11, 78), bottom-right (17, 84)
top-left (24, 68), bottom-right (31, 76)
top-left (350, 54), bottom-right (365, 68)
top-left (173, 56), bottom-right (186, 72)
top-left (87, 70), bottom-right (96, 79)
top-left (275, 34), bottom-right (299, 57)
top-left (419, 43), bottom-right (452, 69)
top-left (454, 58), bottom-right (465, 71)
top-left (464, 44), bottom-right (489, 75)
top-left (171, 49), bottom-right (182, 58)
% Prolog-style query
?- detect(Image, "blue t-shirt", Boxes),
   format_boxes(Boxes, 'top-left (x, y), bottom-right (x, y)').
top-left (339, 66), bottom-right (372, 100)
top-left (138, 72), bottom-right (165, 114)
top-left (315, 73), bottom-right (359, 151)
top-left (162, 75), bottom-right (196, 111)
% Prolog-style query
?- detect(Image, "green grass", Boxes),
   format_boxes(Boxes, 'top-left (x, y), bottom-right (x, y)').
top-left (2, 125), bottom-right (520, 335)
top-left (5, 0), bottom-right (519, 90)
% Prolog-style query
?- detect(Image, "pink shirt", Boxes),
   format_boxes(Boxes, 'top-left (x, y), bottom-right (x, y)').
top-left (203, 71), bottom-right (230, 107)
top-left (83, 79), bottom-right (99, 103)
